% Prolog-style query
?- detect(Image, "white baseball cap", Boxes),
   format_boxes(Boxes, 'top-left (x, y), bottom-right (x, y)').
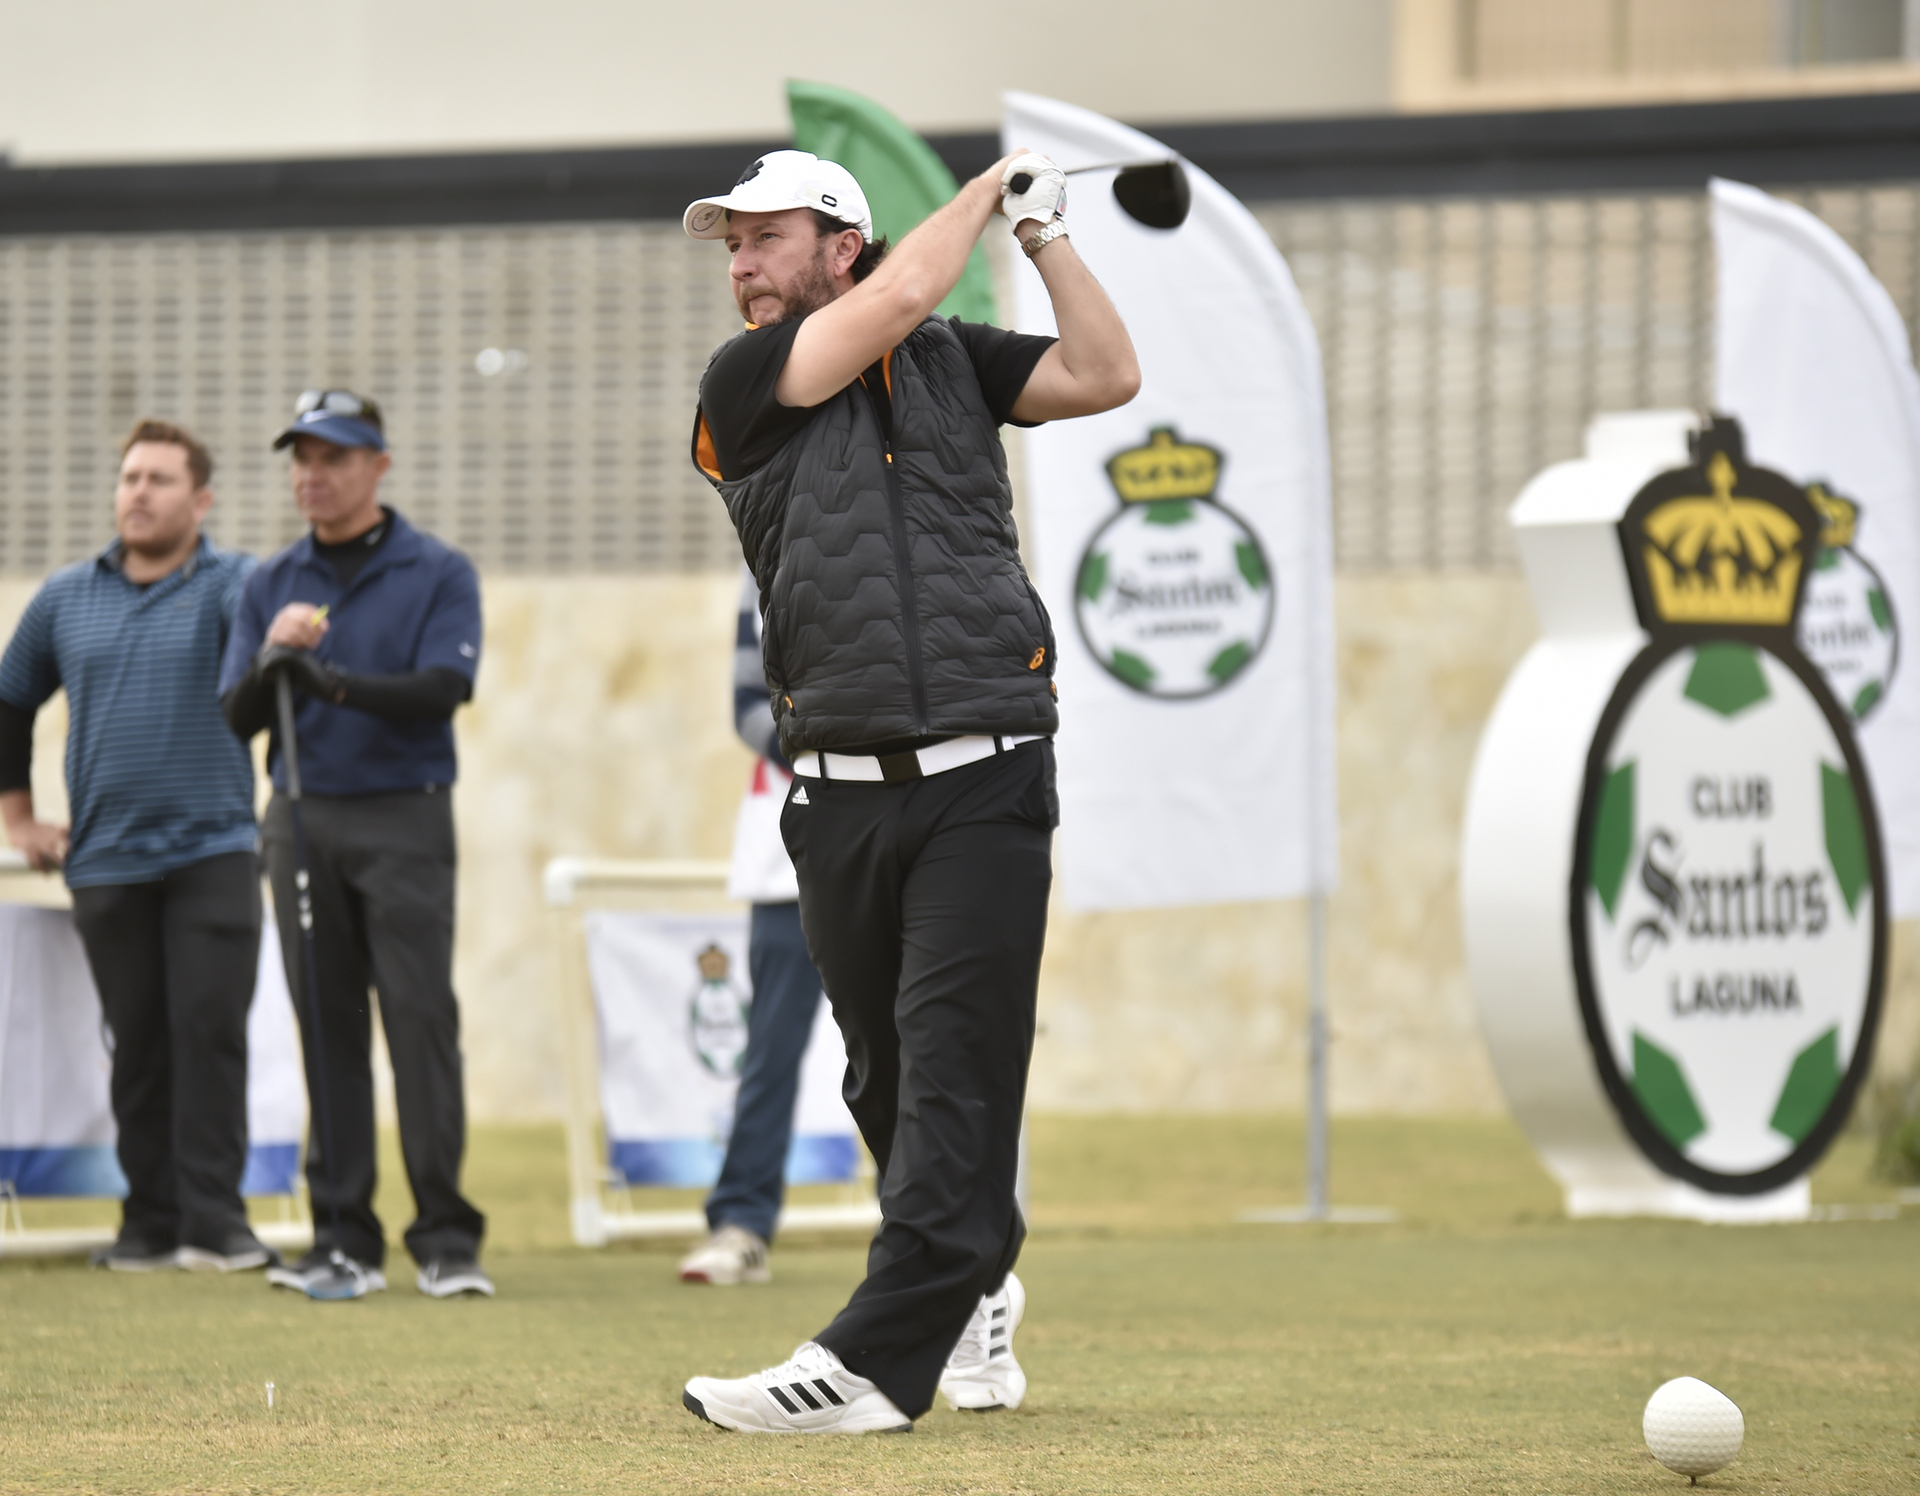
top-left (683, 150), bottom-right (874, 243)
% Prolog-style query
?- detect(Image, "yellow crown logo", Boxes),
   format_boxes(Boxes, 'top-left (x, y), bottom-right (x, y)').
top-left (1639, 451), bottom-right (1804, 627)
top-left (1807, 482), bottom-right (1858, 549)
top-left (696, 943), bottom-right (730, 982)
top-left (1106, 428), bottom-right (1221, 503)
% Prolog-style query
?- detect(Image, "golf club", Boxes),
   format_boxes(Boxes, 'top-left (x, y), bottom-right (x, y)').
top-left (1007, 158), bottom-right (1191, 230)
top-left (274, 666), bottom-right (370, 1302)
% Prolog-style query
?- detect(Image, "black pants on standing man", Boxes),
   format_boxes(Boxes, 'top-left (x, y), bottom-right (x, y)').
top-left (70, 851), bottom-right (262, 1254)
top-left (262, 788), bottom-right (483, 1268)
top-left (781, 741), bottom-right (1056, 1417)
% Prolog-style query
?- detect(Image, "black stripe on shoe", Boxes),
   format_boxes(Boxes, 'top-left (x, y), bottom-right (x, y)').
top-left (767, 1385), bottom-right (802, 1414)
top-left (789, 1382), bottom-right (823, 1411)
top-left (811, 1379), bottom-right (845, 1407)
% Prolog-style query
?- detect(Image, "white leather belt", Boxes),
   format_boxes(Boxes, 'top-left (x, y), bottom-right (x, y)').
top-left (791, 734), bottom-right (1046, 783)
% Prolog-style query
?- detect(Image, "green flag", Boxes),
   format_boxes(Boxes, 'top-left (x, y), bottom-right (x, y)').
top-left (786, 79), bottom-right (997, 325)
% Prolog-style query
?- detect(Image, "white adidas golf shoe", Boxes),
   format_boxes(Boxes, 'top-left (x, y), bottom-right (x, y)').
top-left (938, 1271), bottom-right (1027, 1411)
top-left (683, 1341), bottom-right (913, 1434)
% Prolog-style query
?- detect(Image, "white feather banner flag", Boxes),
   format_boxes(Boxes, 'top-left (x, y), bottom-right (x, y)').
top-left (1002, 92), bottom-right (1338, 911)
top-left (1713, 177), bottom-right (1920, 916)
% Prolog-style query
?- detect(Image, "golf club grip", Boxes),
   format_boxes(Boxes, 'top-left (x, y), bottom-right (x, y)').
top-left (1008, 172), bottom-right (1032, 195)
top-left (273, 670), bottom-right (303, 801)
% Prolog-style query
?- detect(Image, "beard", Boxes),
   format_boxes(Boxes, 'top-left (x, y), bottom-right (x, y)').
top-left (118, 508), bottom-right (194, 558)
top-left (735, 242), bottom-right (837, 325)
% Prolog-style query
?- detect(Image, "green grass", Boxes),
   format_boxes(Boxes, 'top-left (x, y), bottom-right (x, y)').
top-left (1, 1117), bottom-right (1915, 1494)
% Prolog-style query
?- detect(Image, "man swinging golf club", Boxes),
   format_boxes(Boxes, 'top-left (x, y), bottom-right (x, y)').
top-left (682, 147), bottom-right (1138, 1432)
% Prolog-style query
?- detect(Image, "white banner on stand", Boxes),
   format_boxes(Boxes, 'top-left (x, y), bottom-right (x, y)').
top-left (1713, 177), bottom-right (1920, 915)
top-left (242, 917), bottom-right (307, 1196)
top-left (1002, 91), bottom-right (1337, 911)
top-left (0, 903), bottom-right (307, 1198)
top-left (583, 910), bottom-right (857, 1188)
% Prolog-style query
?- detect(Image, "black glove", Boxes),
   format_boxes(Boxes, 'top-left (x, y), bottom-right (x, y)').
top-left (256, 643), bottom-right (343, 703)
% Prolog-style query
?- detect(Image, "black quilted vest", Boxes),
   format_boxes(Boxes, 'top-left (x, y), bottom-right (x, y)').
top-left (704, 316), bottom-right (1059, 760)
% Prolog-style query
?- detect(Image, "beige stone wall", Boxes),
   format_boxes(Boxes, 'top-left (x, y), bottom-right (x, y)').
top-left (4, 570), bottom-right (1916, 1120)
top-left (1031, 574), bottom-right (1539, 1115)
top-left (451, 575), bottom-right (750, 1120)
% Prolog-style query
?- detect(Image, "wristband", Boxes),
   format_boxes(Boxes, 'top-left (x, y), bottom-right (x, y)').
top-left (1021, 221), bottom-right (1069, 260)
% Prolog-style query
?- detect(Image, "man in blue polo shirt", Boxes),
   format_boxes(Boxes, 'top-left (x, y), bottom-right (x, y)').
top-left (219, 389), bottom-right (491, 1299)
top-left (0, 419), bottom-right (271, 1273)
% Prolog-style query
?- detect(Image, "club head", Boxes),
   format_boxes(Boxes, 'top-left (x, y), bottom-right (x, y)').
top-left (1113, 160), bottom-right (1190, 230)
top-left (303, 1250), bottom-right (370, 1301)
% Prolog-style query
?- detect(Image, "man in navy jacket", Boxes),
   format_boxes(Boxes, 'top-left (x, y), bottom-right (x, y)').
top-left (220, 390), bottom-right (491, 1299)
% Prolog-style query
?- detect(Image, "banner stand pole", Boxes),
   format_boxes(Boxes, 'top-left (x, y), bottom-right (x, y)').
top-left (1234, 892), bottom-right (1397, 1226)
top-left (1306, 891), bottom-right (1329, 1221)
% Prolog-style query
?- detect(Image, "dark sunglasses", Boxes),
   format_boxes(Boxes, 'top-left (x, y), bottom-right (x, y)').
top-left (295, 389), bottom-right (382, 425)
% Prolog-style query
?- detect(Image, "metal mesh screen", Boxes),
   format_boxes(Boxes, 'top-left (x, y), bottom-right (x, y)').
top-left (4, 184), bottom-right (1920, 576)
top-left (0, 224), bottom-right (744, 576)
top-left (1260, 180), bottom-right (1920, 569)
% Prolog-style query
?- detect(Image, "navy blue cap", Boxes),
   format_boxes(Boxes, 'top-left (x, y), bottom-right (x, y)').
top-left (272, 410), bottom-right (387, 452)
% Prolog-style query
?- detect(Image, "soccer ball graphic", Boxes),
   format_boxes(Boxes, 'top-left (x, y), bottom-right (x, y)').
top-left (1798, 543), bottom-right (1898, 721)
top-left (687, 943), bottom-right (750, 1077)
top-left (1075, 429), bottom-right (1273, 700)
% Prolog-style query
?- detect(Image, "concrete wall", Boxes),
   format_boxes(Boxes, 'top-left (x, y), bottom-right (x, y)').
top-left (1392, 0), bottom-right (1920, 112)
top-left (1032, 573), bottom-right (1538, 1114)
top-left (4, 569), bottom-right (1915, 1120)
top-left (0, 1), bottom-right (1392, 165)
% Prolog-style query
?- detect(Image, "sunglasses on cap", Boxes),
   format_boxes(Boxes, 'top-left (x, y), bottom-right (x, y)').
top-left (295, 389), bottom-right (384, 427)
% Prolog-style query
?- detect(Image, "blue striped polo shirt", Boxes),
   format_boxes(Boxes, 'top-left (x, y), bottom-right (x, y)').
top-left (0, 537), bottom-right (258, 888)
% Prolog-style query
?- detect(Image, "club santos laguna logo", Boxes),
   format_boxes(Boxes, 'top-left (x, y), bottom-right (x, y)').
top-left (1075, 428), bottom-right (1274, 698)
top-left (1572, 417), bottom-right (1887, 1194)
top-left (1797, 482), bottom-right (1900, 721)
top-left (688, 943), bottom-right (751, 1078)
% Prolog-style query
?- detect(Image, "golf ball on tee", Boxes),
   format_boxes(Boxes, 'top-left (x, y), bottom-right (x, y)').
top-left (1643, 1377), bottom-right (1743, 1479)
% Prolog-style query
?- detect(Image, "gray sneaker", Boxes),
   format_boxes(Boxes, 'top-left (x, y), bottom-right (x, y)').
top-left (267, 1247), bottom-right (387, 1295)
top-left (88, 1237), bottom-right (178, 1272)
top-left (177, 1232), bottom-right (282, 1273)
top-left (417, 1257), bottom-right (494, 1298)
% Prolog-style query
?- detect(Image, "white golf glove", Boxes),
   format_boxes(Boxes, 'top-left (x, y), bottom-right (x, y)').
top-left (1001, 154), bottom-right (1066, 228)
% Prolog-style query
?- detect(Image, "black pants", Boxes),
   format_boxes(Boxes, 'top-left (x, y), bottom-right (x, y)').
top-left (70, 851), bottom-right (261, 1252)
top-left (783, 741), bottom-right (1056, 1419)
top-left (262, 789), bottom-right (483, 1268)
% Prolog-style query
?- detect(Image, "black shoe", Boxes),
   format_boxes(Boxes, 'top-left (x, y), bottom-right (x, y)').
top-left (176, 1232), bottom-right (283, 1273)
top-left (416, 1256), bottom-right (494, 1298)
top-left (267, 1247), bottom-right (387, 1294)
top-left (88, 1237), bottom-right (178, 1272)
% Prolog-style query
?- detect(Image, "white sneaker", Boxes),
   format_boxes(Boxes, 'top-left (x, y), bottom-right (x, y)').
top-left (683, 1341), bottom-right (913, 1434)
top-left (679, 1224), bottom-right (771, 1285)
top-left (939, 1271), bottom-right (1027, 1411)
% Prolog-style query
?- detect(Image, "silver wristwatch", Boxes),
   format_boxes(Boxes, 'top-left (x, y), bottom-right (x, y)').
top-left (1021, 220), bottom-right (1069, 259)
